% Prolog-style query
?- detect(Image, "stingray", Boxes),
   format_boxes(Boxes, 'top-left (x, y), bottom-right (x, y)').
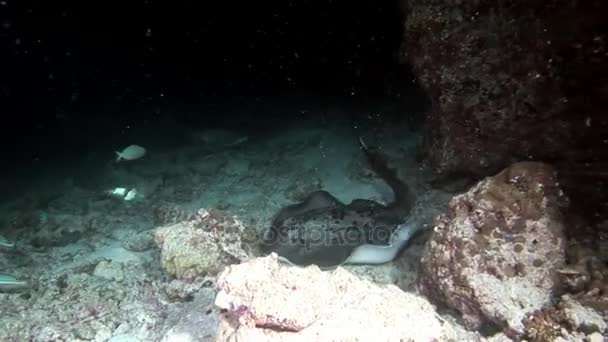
top-left (259, 138), bottom-right (419, 269)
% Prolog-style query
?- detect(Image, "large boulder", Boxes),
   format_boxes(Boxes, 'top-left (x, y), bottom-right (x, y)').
top-left (154, 208), bottom-right (252, 280)
top-left (419, 162), bottom-right (567, 335)
top-left (215, 254), bottom-right (447, 341)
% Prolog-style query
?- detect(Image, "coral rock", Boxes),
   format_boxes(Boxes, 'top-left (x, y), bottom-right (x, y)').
top-left (419, 162), bottom-right (567, 334)
top-left (559, 295), bottom-right (607, 335)
top-left (215, 253), bottom-right (446, 341)
top-left (152, 202), bottom-right (192, 227)
top-left (154, 208), bottom-right (251, 280)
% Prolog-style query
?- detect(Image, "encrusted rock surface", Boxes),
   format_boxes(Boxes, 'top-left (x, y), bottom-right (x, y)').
top-left (522, 294), bottom-right (607, 341)
top-left (559, 294), bottom-right (607, 335)
top-left (401, 0), bottom-right (608, 178)
top-left (215, 253), bottom-right (446, 341)
top-left (419, 161), bottom-right (567, 335)
top-left (154, 208), bottom-right (252, 280)
top-left (152, 202), bottom-right (193, 227)
top-left (557, 237), bottom-right (608, 314)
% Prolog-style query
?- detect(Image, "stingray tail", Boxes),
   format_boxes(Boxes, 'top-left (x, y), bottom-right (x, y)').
top-left (359, 137), bottom-right (415, 216)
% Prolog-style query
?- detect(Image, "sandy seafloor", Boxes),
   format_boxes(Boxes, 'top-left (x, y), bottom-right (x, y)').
top-left (0, 98), bottom-right (463, 341)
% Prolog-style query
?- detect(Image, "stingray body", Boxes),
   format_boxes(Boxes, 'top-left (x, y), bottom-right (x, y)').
top-left (260, 140), bottom-right (415, 268)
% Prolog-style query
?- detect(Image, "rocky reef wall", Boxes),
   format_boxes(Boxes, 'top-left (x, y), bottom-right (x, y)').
top-left (400, 0), bottom-right (608, 226)
top-left (400, 0), bottom-right (607, 175)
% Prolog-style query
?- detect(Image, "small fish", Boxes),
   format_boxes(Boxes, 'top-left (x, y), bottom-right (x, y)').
top-left (0, 234), bottom-right (15, 249)
top-left (105, 187), bottom-right (138, 201)
top-left (124, 188), bottom-right (138, 201)
top-left (108, 187), bottom-right (128, 197)
top-left (115, 144), bottom-right (146, 162)
top-left (227, 136), bottom-right (249, 147)
top-left (0, 273), bottom-right (28, 291)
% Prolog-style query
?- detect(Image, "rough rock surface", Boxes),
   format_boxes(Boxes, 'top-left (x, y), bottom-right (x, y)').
top-left (400, 0), bottom-right (608, 178)
top-left (419, 162), bottom-right (567, 335)
top-left (522, 294), bottom-right (607, 341)
top-left (154, 208), bottom-right (252, 280)
top-left (215, 254), bottom-right (446, 341)
top-left (152, 202), bottom-right (193, 227)
top-left (557, 236), bottom-right (608, 314)
top-left (160, 288), bottom-right (220, 342)
top-left (560, 295), bottom-right (607, 335)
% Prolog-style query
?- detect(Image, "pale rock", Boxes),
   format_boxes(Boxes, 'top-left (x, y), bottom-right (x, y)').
top-left (215, 254), bottom-right (447, 341)
top-left (560, 295), bottom-right (607, 335)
